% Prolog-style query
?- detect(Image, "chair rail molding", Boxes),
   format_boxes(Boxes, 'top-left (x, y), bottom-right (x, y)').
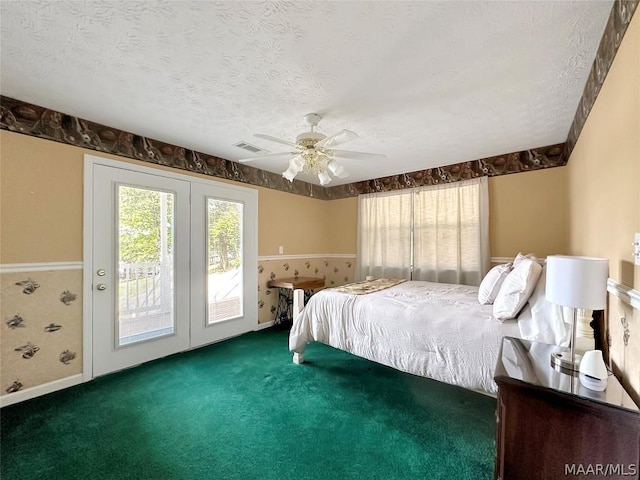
top-left (607, 278), bottom-right (640, 311)
top-left (0, 261), bottom-right (83, 273)
top-left (491, 257), bottom-right (514, 264)
top-left (258, 253), bottom-right (356, 261)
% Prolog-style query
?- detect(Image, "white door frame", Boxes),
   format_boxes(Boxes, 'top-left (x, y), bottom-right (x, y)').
top-left (83, 155), bottom-right (258, 380)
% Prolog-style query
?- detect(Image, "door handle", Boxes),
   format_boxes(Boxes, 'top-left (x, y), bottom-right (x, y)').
top-left (96, 283), bottom-right (107, 291)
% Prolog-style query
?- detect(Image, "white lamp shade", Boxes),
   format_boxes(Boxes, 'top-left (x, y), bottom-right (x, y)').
top-left (545, 255), bottom-right (608, 310)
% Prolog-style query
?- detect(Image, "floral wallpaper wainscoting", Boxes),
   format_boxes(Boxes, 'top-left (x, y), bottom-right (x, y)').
top-left (0, 268), bottom-right (82, 398)
top-left (257, 256), bottom-right (356, 324)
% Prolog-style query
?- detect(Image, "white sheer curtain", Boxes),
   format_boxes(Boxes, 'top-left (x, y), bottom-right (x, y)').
top-left (357, 177), bottom-right (489, 286)
top-left (413, 177), bottom-right (489, 285)
top-left (357, 189), bottom-right (412, 280)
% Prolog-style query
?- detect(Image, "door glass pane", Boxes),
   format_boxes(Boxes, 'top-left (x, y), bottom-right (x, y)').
top-left (117, 185), bottom-right (175, 346)
top-left (207, 198), bottom-right (243, 324)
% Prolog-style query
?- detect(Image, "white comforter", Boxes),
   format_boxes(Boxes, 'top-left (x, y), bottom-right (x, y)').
top-left (289, 281), bottom-right (521, 394)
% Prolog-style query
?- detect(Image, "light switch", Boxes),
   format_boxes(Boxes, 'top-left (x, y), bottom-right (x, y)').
top-left (635, 233), bottom-right (640, 266)
top-left (279, 245), bottom-right (284, 254)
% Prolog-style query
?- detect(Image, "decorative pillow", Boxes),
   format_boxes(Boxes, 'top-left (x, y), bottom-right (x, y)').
top-left (493, 259), bottom-right (542, 321)
top-left (513, 252), bottom-right (539, 267)
top-left (478, 263), bottom-right (512, 305)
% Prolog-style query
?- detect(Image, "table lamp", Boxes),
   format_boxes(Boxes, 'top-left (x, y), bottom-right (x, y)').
top-left (545, 255), bottom-right (608, 375)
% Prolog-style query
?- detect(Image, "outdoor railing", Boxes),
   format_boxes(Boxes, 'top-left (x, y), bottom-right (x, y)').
top-left (119, 261), bottom-right (172, 316)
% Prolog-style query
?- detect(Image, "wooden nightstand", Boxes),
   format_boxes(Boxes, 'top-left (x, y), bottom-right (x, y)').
top-left (494, 337), bottom-right (639, 480)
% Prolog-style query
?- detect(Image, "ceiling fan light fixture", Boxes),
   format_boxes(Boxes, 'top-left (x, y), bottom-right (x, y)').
top-left (283, 155), bottom-right (306, 182)
top-left (243, 112), bottom-right (384, 186)
top-left (291, 155), bottom-right (304, 170)
top-left (282, 167), bottom-right (297, 182)
top-left (327, 160), bottom-right (345, 178)
top-left (318, 170), bottom-right (331, 186)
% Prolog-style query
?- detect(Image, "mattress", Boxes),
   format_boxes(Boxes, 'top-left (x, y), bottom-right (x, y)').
top-left (289, 280), bottom-right (522, 393)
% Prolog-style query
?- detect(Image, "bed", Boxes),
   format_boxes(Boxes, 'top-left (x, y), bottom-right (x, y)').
top-left (288, 272), bottom-right (565, 395)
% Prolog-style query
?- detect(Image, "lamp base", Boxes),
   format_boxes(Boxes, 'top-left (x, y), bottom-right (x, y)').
top-left (550, 352), bottom-right (581, 376)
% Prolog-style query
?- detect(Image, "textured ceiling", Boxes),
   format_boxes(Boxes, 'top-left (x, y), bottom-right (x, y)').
top-left (0, 1), bottom-right (613, 186)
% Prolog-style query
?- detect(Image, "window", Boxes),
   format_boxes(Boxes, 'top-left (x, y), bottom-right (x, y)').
top-left (357, 177), bottom-right (488, 286)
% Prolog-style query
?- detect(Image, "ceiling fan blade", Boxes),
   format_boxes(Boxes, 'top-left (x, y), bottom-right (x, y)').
top-left (331, 150), bottom-right (387, 161)
top-left (316, 129), bottom-right (358, 149)
top-left (238, 152), bottom-right (298, 163)
top-left (254, 133), bottom-right (298, 148)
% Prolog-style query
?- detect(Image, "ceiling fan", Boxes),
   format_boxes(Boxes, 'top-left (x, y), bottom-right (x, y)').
top-left (239, 113), bottom-right (386, 185)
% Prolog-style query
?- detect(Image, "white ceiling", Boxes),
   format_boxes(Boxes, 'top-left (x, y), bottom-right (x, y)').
top-left (0, 1), bottom-right (613, 186)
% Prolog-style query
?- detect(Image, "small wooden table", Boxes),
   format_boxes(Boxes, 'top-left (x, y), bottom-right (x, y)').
top-left (267, 276), bottom-right (325, 325)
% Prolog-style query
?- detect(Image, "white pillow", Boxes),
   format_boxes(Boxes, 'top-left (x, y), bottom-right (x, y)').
top-left (513, 252), bottom-right (539, 267)
top-left (478, 263), bottom-right (512, 305)
top-left (493, 259), bottom-right (542, 321)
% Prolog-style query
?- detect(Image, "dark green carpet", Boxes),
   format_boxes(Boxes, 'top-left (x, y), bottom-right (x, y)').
top-left (1, 329), bottom-right (497, 479)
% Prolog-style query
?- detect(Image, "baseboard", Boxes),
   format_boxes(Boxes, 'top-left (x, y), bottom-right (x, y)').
top-left (0, 374), bottom-right (85, 408)
top-left (254, 321), bottom-right (275, 331)
top-left (607, 278), bottom-right (640, 311)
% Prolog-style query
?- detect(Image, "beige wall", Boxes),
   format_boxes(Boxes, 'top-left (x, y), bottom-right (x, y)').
top-left (488, 168), bottom-right (569, 259)
top-left (324, 197), bottom-right (358, 254)
top-left (566, 13), bottom-right (640, 401)
top-left (1, 132), bottom-right (84, 263)
top-left (257, 188), bottom-right (331, 256)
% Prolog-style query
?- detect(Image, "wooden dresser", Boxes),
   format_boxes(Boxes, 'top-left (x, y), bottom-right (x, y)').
top-left (494, 337), bottom-right (639, 480)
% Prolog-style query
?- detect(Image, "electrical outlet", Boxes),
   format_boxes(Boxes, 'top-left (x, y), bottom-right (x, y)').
top-left (278, 246), bottom-right (284, 254)
top-left (634, 233), bottom-right (640, 266)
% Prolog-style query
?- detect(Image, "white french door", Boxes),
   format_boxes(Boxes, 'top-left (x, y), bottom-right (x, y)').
top-left (190, 183), bottom-right (257, 347)
top-left (85, 157), bottom-right (257, 377)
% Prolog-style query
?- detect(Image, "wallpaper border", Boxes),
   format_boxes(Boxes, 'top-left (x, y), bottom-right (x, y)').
top-left (0, 96), bottom-right (563, 201)
top-left (564, 0), bottom-right (639, 159)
